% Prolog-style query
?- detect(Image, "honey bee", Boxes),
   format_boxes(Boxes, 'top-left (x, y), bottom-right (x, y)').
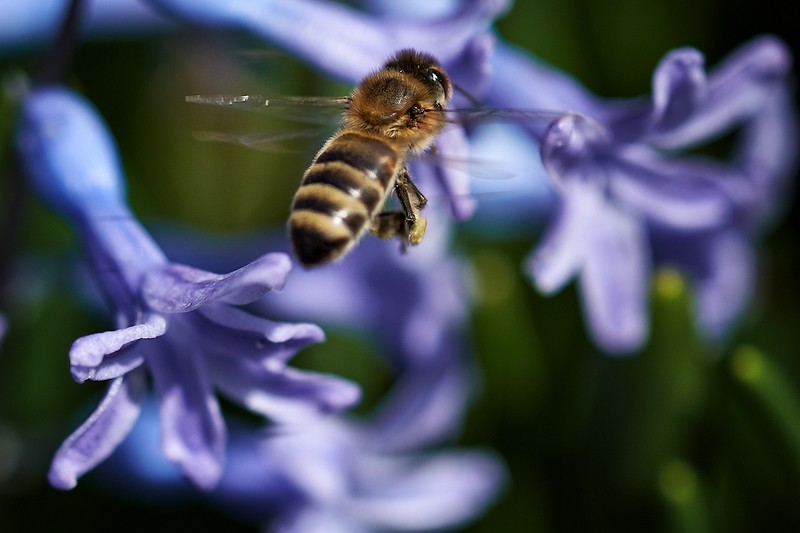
top-left (289, 49), bottom-right (452, 267)
top-left (187, 49), bottom-right (561, 267)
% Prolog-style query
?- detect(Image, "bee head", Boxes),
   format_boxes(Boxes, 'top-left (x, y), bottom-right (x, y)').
top-left (383, 49), bottom-right (452, 106)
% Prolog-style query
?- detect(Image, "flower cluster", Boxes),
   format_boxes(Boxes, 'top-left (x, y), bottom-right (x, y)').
top-left (16, 86), bottom-right (360, 490)
top-left (486, 37), bottom-right (797, 352)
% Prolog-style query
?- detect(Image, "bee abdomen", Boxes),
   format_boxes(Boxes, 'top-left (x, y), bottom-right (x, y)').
top-left (290, 133), bottom-right (398, 267)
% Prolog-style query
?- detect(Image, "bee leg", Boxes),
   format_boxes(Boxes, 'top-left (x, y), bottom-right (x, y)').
top-left (394, 167), bottom-right (427, 245)
top-left (369, 211), bottom-right (407, 241)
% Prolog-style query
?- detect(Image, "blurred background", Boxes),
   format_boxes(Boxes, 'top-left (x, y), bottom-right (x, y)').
top-left (1, 0), bottom-right (799, 531)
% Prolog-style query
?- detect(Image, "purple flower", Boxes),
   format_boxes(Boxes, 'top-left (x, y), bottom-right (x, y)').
top-left (487, 36), bottom-right (796, 352)
top-left (15, 85), bottom-right (360, 490)
top-left (144, 0), bottom-right (507, 82)
top-left (119, 191), bottom-right (505, 529)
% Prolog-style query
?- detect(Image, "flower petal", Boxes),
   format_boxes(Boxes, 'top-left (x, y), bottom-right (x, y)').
top-left (147, 329), bottom-right (226, 490)
top-left (197, 304), bottom-right (325, 365)
top-left (210, 354), bottom-right (361, 422)
top-left (145, 0), bottom-right (510, 81)
top-left (142, 253), bottom-right (291, 313)
top-left (649, 48), bottom-right (707, 132)
top-left (608, 146), bottom-right (733, 229)
top-left (429, 125), bottom-right (477, 221)
top-left (343, 451), bottom-right (507, 531)
top-left (648, 36), bottom-right (792, 149)
top-left (526, 182), bottom-right (596, 294)
top-left (695, 231), bottom-right (754, 338)
top-left (69, 313), bottom-right (166, 374)
top-left (579, 202), bottom-right (649, 353)
top-left (48, 370), bottom-right (147, 490)
top-left (16, 86), bottom-right (129, 219)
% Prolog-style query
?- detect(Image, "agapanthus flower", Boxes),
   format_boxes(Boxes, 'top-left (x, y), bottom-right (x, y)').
top-left (122, 180), bottom-right (504, 529)
top-left (15, 85), bottom-right (360, 490)
top-left (485, 36), bottom-right (797, 352)
top-left (98, 260), bottom-right (503, 531)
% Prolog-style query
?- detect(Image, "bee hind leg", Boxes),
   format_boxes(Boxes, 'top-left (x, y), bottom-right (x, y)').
top-left (393, 166), bottom-right (428, 246)
top-left (369, 211), bottom-right (407, 241)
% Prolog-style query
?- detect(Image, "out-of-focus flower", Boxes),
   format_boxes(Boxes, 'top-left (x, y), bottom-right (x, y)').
top-left (486, 36), bottom-right (796, 352)
top-left (15, 85), bottom-right (360, 490)
top-left (0, 0), bottom-right (169, 52)
top-left (144, 0), bottom-right (507, 82)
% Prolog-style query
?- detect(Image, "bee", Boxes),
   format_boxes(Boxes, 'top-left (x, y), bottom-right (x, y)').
top-left (289, 49), bottom-right (452, 267)
top-left (186, 49), bottom-right (561, 267)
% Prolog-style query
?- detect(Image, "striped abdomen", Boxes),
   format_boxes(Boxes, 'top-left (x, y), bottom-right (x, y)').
top-left (290, 132), bottom-right (399, 267)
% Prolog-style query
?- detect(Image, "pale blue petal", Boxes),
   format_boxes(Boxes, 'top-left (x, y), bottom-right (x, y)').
top-left (693, 230), bottom-right (755, 339)
top-left (650, 48), bottom-right (707, 131)
top-left (145, 0), bottom-right (509, 81)
top-left (608, 146), bottom-right (733, 229)
top-left (579, 203), bottom-right (649, 353)
top-left (343, 451), bottom-right (507, 531)
top-left (142, 253), bottom-right (291, 312)
top-left (148, 330), bottom-right (226, 490)
top-left (526, 182), bottom-right (596, 294)
top-left (197, 304), bottom-right (324, 364)
top-left (48, 371), bottom-right (147, 489)
top-left (210, 355), bottom-right (361, 422)
top-left (647, 36), bottom-right (792, 149)
top-left (16, 86), bottom-right (129, 218)
top-left (69, 313), bottom-right (166, 370)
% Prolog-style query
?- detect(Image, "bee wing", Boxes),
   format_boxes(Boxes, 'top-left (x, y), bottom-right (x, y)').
top-left (414, 152), bottom-right (518, 181)
top-left (192, 128), bottom-right (330, 153)
top-left (437, 107), bottom-right (565, 132)
top-left (185, 94), bottom-right (350, 125)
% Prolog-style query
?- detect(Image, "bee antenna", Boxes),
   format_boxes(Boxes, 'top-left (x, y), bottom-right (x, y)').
top-left (453, 83), bottom-right (483, 108)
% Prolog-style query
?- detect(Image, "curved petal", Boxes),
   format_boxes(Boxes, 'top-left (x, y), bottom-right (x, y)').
top-left (210, 354), bottom-right (361, 422)
top-left (48, 370), bottom-right (147, 490)
top-left (486, 41), bottom-right (601, 118)
top-left (372, 355), bottom-right (470, 452)
top-left (430, 125), bottom-right (477, 220)
top-left (344, 451), bottom-right (507, 531)
top-left (144, 0), bottom-right (509, 81)
top-left (147, 329), bottom-right (226, 490)
top-left (649, 48), bottom-right (707, 132)
top-left (526, 181), bottom-right (597, 294)
top-left (608, 146), bottom-right (733, 229)
top-left (692, 229), bottom-right (755, 339)
top-left (196, 304), bottom-right (324, 365)
top-left (142, 253), bottom-right (291, 313)
top-left (71, 347), bottom-right (146, 383)
top-left (69, 313), bottom-right (167, 370)
top-left (579, 203), bottom-right (649, 353)
top-left (16, 86), bottom-right (128, 219)
top-left (735, 85), bottom-right (798, 227)
top-left (648, 36), bottom-right (792, 149)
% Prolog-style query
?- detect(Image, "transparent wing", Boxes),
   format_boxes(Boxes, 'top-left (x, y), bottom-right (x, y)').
top-left (414, 152), bottom-right (518, 181)
top-left (185, 94), bottom-right (350, 125)
top-left (435, 107), bottom-right (567, 137)
top-left (192, 128), bottom-right (330, 153)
